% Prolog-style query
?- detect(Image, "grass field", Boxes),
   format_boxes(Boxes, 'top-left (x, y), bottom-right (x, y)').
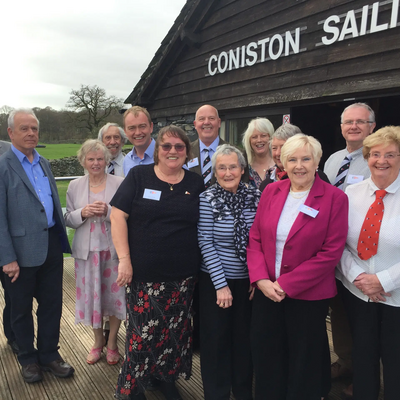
top-left (36, 143), bottom-right (133, 160)
top-left (36, 143), bottom-right (82, 159)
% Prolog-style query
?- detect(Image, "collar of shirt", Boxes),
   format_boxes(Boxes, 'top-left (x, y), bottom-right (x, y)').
top-left (131, 138), bottom-right (155, 161)
top-left (112, 151), bottom-right (125, 166)
top-left (366, 173), bottom-right (400, 196)
top-left (199, 136), bottom-right (220, 154)
top-left (11, 144), bottom-right (40, 165)
top-left (347, 147), bottom-right (363, 159)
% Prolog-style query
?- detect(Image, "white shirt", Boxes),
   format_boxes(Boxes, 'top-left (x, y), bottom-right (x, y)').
top-left (338, 174), bottom-right (400, 306)
top-left (275, 191), bottom-right (309, 279)
top-left (324, 147), bottom-right (370, 191)
top-left (109, 152), bottom-right (125, 177)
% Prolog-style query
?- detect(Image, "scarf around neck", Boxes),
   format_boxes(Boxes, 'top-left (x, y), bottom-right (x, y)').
top-left (203, 181), bottom-right (260, 264)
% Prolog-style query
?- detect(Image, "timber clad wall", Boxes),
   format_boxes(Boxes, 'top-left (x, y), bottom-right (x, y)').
top-left (137, 0), bottom-right (400, 119)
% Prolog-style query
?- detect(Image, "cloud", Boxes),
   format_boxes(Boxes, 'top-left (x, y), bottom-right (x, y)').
top-left (0, 0), bottom-right (186, 110)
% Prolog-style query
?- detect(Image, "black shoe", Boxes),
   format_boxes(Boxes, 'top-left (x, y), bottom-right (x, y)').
top-left (159, 381), bottom-right (182, 400)
top-left (114, 392), bottom-right (147, 400)
top-left (40, 358), bottom-right (74, 378)
top-left (21, 363), bottom-right (43, 383)
top-left (146, 377), bottom-right (161, 391)
top-left (7, 340), bottom-right (19, 354)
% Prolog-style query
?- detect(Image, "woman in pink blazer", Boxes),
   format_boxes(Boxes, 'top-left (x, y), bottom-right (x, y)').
top-left (65, 140), bottom-right (125, 365)
top-left (247, 134), bottom-right (348, 400)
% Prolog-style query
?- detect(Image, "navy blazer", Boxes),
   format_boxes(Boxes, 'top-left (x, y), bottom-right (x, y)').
top-left (189, 138), bottom-right (226, 187)
top-left (0, 149), bottom-right (71, 267)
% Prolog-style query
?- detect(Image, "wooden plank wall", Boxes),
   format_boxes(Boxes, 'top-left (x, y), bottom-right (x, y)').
top-left (147, 0), bottom-right (400, 118)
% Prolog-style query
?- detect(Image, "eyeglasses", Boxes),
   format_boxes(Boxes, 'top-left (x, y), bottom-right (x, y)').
top-left (216, 165), bottom-right (240, 172)
top-left (160, 143), bottom-right (186, 152)
top-left (368, 152), bottom-right (400, 160)
top-left (342, 120), bottom-right (373, 126)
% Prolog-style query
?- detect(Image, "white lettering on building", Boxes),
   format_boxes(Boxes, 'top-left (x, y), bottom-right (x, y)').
top-left (207, 0), bottom-right (399, 75)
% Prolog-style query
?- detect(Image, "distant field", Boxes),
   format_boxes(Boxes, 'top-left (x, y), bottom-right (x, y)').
top-left (35, 143), bottom-right (132, 160)
top-left (36, 143), bottom-right (81, 159)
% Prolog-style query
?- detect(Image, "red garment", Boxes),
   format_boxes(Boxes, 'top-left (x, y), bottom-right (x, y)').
top-left (357, 190), bottom-right (387, 260)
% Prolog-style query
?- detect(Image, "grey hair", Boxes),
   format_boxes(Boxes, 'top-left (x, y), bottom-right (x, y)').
top-left (77, 139), bottom-right (111, 167)
top-left (341, 102), bottom-right (375, 123)
top-left (97, 122), bottom-right (127, 144)
top-left (8, 108), bottom-right (39, 129)
top-left (242, 118), bottom-right (275, 165)
top-left (212, 144), bottom-right (247, 171)
top-left (270, 123), bottom-right (302, 152)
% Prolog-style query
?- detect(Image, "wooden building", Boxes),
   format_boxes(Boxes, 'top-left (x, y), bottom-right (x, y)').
top-left (125, 0), bottom-right (400, 164)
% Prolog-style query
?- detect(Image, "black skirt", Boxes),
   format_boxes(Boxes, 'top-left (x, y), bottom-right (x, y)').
top-left (116, 276), bottom-right (196, 397)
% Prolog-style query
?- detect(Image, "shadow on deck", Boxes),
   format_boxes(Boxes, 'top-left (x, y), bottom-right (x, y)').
top-left (0, 258), bottom-right (383, 399)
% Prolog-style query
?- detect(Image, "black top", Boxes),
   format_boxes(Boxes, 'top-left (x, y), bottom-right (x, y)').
top-left (259, 168), bottom-right (330, 192)
top-left (110, 164), bottom-right (204, 282)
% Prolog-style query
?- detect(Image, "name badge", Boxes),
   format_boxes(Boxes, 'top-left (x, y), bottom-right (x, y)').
top-left (347, 174), bottom-right (364, 184)
top-left (187, 157), bottom-right (199, 168)
top-left (143, 189), bottom-right (161, 201)
top-left (298, 204), bottom-right (319, 218)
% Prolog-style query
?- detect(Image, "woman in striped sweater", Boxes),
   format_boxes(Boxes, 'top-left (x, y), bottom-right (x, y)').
top-left (198, 144), bottom-right (260, 400)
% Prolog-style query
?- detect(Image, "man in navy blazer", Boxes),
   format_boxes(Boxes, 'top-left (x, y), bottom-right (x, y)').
top-left (0, 109), bottom-right (74, 383)
top-left (0, 140), bottom-right (18, 355)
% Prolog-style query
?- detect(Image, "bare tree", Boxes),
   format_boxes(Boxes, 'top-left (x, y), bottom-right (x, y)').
top-left (66, 85), bottom-right (123, 136)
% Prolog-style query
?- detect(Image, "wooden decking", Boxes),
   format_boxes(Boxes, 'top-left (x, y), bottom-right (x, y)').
top-left (0, 257), bottom-right (383, 400)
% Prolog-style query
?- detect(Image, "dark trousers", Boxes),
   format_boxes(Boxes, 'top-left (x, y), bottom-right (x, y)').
top-left (4, 227), bottom-right (63, 366)
top-left (330, 279), bottom-right (353, 369)
top-left (199, 272), bottom-right (253, 400)
top-left (0, 268), bottom-right (14, 341)
top-left (251, 290), bottom-right (330, 400)
top-left (342, 287), bottom-right (400, 400)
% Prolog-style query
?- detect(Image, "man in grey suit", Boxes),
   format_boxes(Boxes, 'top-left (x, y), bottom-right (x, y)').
top-left (0, 109), bottom-right (74, 383)
top-left (0, 140), bottom-right (18, 354)
top-left (188, 104), bottom-right (226, 188)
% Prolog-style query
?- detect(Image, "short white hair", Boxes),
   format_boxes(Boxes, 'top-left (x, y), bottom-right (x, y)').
top-left (8, 108), bottom-right (39, 129)
top-left (98, 123), bottom-right (127, 144)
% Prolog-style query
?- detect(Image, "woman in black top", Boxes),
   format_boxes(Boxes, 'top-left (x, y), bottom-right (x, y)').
top-left (111, 126), bottom-right (204, 400)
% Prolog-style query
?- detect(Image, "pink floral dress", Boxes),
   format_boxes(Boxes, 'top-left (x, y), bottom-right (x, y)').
top-left (75, 190), bottom-right (126, 328)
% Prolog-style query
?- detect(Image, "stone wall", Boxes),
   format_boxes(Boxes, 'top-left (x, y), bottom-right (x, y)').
top-left (152, 114), bottom-right (198, 141)
top-left (49, 156), bottom-right (84, 177)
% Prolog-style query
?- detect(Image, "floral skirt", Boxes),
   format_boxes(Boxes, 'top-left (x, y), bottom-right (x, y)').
top-left (115, 276), bottom-right (196, 397)
top-left (75, 250), bottom-right (126, 328)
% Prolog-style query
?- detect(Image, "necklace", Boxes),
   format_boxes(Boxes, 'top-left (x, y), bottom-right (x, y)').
top-left (89, 175), bottom-right (106, 188)
top-left (156, 166), bottom-right (183, 190)
top-left (289, 188), bottom-right (310, 199)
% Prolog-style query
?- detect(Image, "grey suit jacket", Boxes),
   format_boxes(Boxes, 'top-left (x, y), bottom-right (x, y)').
top-left (0, 140), bottom-right (11, 156)
top-left (0, 149), bottom-right (71, 267)
top-left (64, 174), bottom-right (123, 261)
top-left (189, 137), bottom-right (227, 187)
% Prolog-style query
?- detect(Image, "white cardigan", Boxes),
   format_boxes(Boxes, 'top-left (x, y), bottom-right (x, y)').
top-left (64, 174), bottom-right (123, 261)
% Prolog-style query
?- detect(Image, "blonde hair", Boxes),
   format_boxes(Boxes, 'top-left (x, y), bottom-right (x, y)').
top-left (363, 126), bottom-right (400, 159)
top-left (77, 139), bottom-right (111, 167)
top-left (242, 118), bottom-right (274, 165)
top-left (280, 134), bottom-right (322, 169)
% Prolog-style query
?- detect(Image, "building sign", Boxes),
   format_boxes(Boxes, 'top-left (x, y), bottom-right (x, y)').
top-left (283, 114), bottom-right (290, 124)
top-left (207, 0), bottom-right (399, 76)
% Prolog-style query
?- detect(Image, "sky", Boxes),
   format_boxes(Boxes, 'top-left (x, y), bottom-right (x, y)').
top-left (0, 0), bottom-right (187, 111)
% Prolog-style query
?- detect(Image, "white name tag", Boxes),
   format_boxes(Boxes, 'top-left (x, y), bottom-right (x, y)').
top-left (298, 204), bottom-right (319, 218)
top-left (347, 174), bottom-right (364, 184)
top-left (187, 157), bottom-right (199, 168)
top-left (143, 188), bottom-right (161, 201)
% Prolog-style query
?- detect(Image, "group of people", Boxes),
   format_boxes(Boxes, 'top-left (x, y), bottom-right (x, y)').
top-left (0, 101), bottom-right (399, 400)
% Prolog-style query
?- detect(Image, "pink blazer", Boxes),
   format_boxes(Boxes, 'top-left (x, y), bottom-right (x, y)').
top-left (64, 174), bottom-right (123, 261)
top-left (247, 174), bottom-right (348, 300)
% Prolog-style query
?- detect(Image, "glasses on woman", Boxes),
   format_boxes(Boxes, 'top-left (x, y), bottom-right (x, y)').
top-left (368, 152), bottom-right (400, 160)
top-left (160, 143), bottom-right (186, 152)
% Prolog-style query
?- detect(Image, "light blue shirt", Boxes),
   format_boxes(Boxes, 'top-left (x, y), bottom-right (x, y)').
top-left (11, 145), bottom-right (55, 228)
top-left (199, 136), bottom-right (220, 174)
top-left (123, 139), bottom-right (155, 176)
